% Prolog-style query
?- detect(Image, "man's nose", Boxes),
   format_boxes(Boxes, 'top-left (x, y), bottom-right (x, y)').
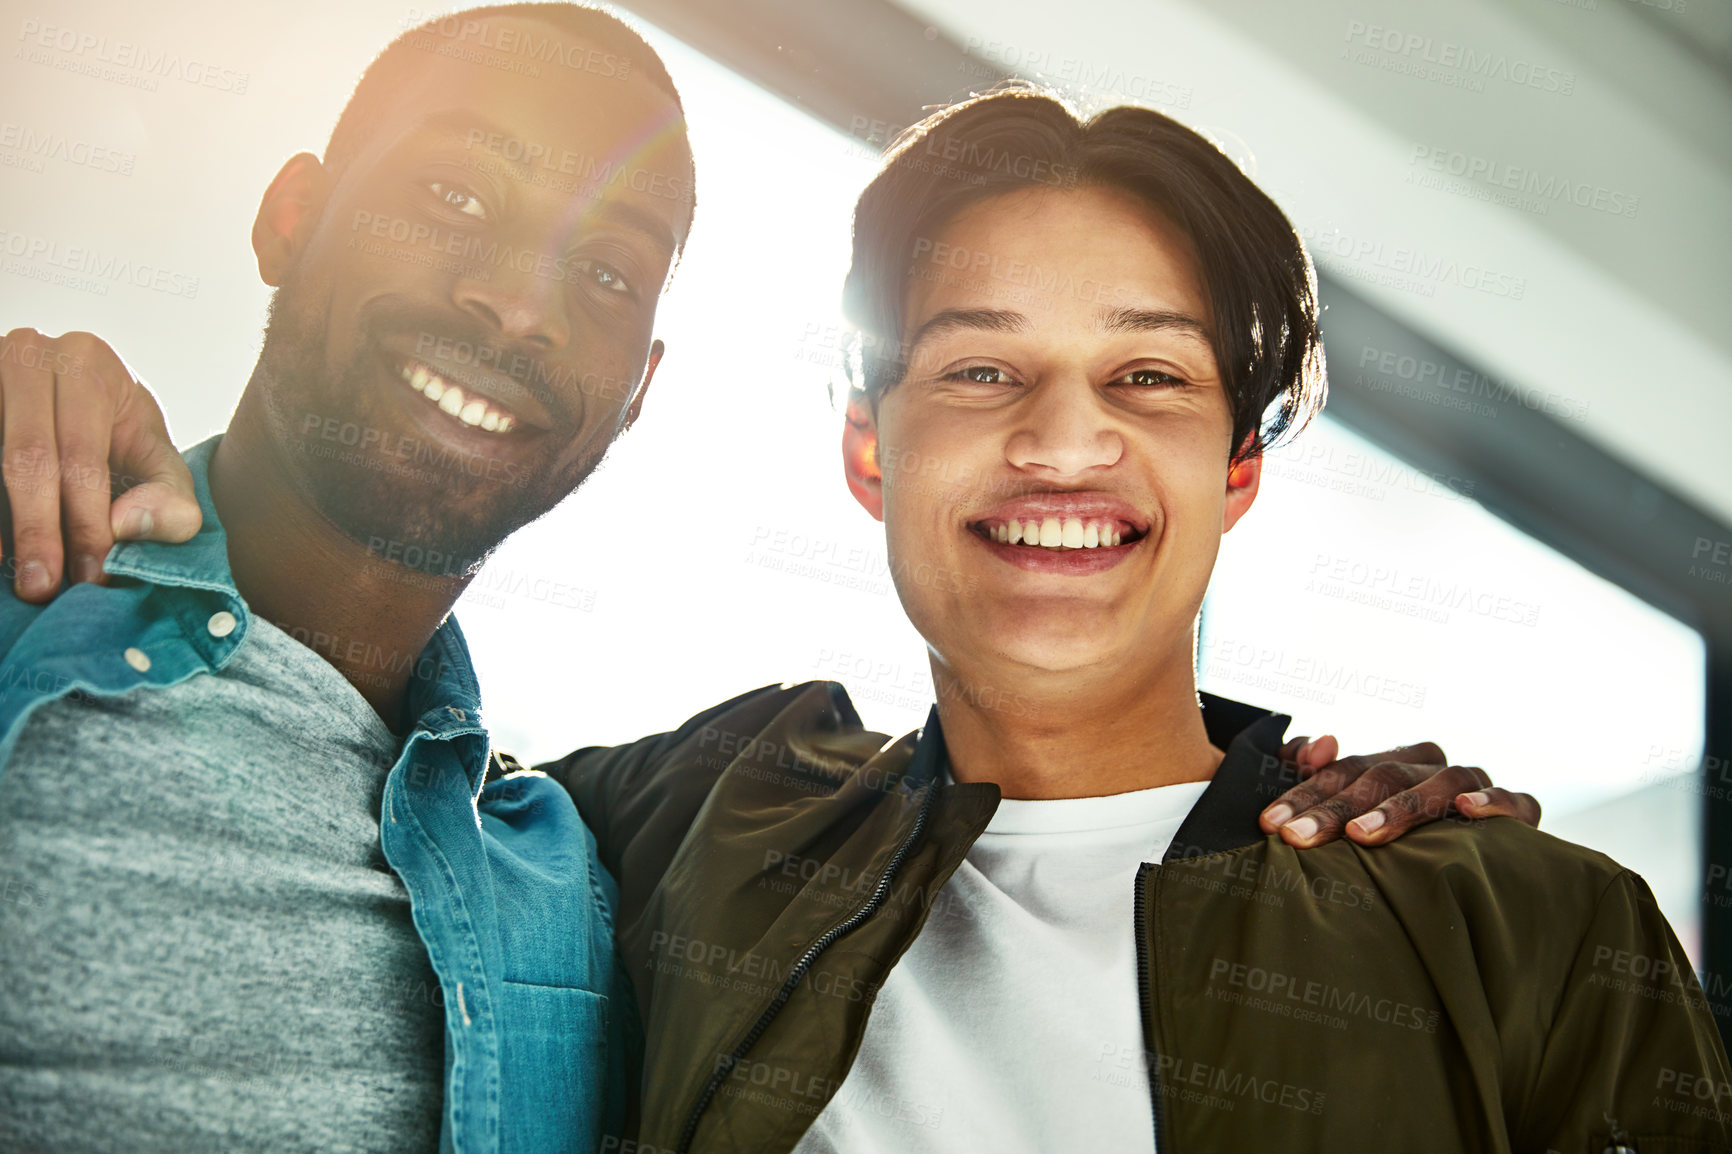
top-left (1005, 376), bottom-right (1124, 476)
top-left (452, 258), bottom-right (569, 350)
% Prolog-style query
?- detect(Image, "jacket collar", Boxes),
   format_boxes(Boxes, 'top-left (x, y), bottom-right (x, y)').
top-left (910, 691), bottom-right (1292, 860)
top-left (1169, 695), bottom-right (1293, 860)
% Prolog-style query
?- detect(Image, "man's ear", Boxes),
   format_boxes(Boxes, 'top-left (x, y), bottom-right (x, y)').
top-left (253, 153), bottom-right (329, 287)
top-left (842, 389), bottom-right (884, 522)
top-left (621, 339), bottom-right (662, 433)
top-left (1223, 437), bottom-right (1262, 533)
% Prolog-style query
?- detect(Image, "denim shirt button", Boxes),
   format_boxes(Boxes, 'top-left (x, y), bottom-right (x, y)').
top-left (122, 647), bottom-right (151, 673)
top-left (206, 610), bottom-right (237, 638)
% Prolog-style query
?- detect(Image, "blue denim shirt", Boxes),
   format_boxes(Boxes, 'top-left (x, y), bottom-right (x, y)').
top-left (0, 436), bottom-right (627, 1153)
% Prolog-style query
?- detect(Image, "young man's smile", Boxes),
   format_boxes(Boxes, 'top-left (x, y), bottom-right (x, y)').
top-left (859, 183), bottom-right (1250, 680)
top-left (966, 489), bottom-right (1152, 574)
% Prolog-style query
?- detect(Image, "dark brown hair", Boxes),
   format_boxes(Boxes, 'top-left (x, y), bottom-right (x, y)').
top-left (842, 83), bottom-right (1324, 460)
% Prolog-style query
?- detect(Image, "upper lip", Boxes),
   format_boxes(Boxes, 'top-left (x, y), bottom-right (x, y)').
top-left (966, 491), bottom-right (1153, 535)
top-left (382, 340), bottom-right (557, 432)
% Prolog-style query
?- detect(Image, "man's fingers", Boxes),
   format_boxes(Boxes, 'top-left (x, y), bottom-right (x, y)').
top-left (1303, 734), bottom-right (1339, 772)
top-left (1259, 760), bottom-right (1361, 833)
top-left (1456, 787), bottom-right (1541, 828)
top-left (0, 336), bottom-right (64, 601)
top-left (1342, 765), bottom-right (1496, 844)
top-left (1375, 741), bottom-right (1447, 767)
top-left (1275, 734), bottom-right (1338, 778)
top-left (108, 395), bottom-right (198, 542)
top-left (1277, 760), bottom-right (1435, 847)
top-left (55, 349), bottom-right (117, 585)
top-left (110, 480), bottom-right (200, 543)
top-left (108, 383), bottom-right (197, 543)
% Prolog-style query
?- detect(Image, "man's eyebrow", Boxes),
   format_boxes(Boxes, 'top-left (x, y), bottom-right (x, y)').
top-left (405, 111), bottom-right (680, 253)
top-left (585, 198), bottom-right (680, 255)
top-left (909, 308), bottom-right (1029, 348)
top-left (414, 110), bottom-right (524, 169)
top-left (1097, 307), bottom-right (1212, 341)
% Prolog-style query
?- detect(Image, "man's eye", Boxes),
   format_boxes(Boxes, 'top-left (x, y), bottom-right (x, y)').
top-left (949, 365), bottom-right (1012, 385)
top-left (1117, 368), bottom-right (1186, 388)
top-left (572, 259), bottom-right (631, 295)
top-left (428, 182), bottom-right (486, 219)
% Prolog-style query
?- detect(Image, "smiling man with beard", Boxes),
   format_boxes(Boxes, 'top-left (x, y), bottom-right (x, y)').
top-left (0, 4), bottom-right (692, 1151)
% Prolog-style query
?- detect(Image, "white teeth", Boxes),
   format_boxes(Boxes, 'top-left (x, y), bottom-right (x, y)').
top-left (399, 361), bottom-right (520, 435)
top-left (988, 518), bottom-right (1132, 551)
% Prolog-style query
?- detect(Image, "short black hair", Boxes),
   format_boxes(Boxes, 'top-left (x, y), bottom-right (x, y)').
top-left (843, 83), bottom-right (1324, 460)
top-left (322, 2), bottom-right (695, 248)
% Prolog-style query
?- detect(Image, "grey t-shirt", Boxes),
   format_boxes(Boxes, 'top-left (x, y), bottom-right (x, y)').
top-left (0, 617), bottom-right (445, 1152)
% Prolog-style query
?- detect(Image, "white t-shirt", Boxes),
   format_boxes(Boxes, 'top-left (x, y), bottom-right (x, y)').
top-left (793, 777), bottom-right (1210, 1153)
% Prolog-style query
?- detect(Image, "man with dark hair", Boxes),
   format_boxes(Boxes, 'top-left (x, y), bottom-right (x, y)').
top-left (549, 88), bottom-right (1728, 1150)
top-left (0, 5), bottom-right (693, 1150)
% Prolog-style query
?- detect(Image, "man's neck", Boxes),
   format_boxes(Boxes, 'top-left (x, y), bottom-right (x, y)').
top-left (932, 656), bottom-right (1222, 801)
top-left (208, 405), bottom-right (472, 729)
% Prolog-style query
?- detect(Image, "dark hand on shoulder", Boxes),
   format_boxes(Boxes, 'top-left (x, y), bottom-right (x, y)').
top-left (1260, 734), bottom-right (1541, 846)
top-left (0, 327), bottom-right (200, 601)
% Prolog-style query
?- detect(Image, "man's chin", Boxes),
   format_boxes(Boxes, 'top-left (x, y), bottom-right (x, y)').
top-left (303, 467), bottom-right (530, 579)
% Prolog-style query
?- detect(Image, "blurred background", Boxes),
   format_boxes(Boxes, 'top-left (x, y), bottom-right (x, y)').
top-left (2, 0), bottom-right (1728, 991)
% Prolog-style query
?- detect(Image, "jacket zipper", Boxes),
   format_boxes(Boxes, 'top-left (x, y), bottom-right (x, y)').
top-left (1136, 863), bottom-right (1167, 1152)
top-left (674, 778), bottom-right (941, 1153)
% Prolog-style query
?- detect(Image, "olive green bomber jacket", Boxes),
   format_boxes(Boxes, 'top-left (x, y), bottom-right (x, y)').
top-left (542, 680), bottom-right (1732, 1153)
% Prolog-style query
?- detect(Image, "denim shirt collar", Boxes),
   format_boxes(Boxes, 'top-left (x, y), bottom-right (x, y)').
top-left (108, 434), bottom-right (487, 758)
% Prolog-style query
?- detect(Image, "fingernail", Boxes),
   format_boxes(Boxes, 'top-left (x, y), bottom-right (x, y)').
top-left (1350, 810), bottom-right (1386, 835)
top-left (1263, 804), bottom-right (1293, 827)
top-left (117, 507), bottom-right (154, 539)
top-left (16, 561), bottom-right (51, 598)
top-left (74, 554), bottom-right (102, 584)
top-left (1459, 791), bottom-right (1488, 809)
top-left (1285, 816), bottom-right (1318, 841)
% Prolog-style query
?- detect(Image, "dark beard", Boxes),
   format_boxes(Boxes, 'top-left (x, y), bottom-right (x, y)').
top-left (254, 274), bottom-right (603, 577)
